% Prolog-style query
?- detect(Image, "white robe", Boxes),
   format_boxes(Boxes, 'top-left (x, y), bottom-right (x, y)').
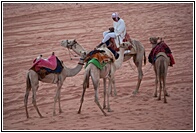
top-left (113, 18), bottom-right (126, 48)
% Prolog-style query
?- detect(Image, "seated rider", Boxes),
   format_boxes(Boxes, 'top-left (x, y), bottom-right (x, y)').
top-left (97, 12), bottom-right (127, 59)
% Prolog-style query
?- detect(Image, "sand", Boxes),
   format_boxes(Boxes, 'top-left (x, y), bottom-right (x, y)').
top-left (3, 3), bottom-right (193, 130)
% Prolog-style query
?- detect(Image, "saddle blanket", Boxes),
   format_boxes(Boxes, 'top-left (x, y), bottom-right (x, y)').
top-left (85, 58), bottom-right (107, 70)
top-left (148, 41), bottom-right (175, 66)
top-left (30, 54), bottom-right (63, 79)
top-left (32, 54), bottom-right (57, 71)
top-left (85, 49), bottom-right (113, 64)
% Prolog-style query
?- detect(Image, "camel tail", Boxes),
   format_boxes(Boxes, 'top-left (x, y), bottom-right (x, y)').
top-left (160, 58), bottom-right (165, 78)
top-left (26, 72), bottom-right (31, 91)
top-left (83, 68), bottom-right (90, 88)
top-left (143, 50), bottom-right (146, 66)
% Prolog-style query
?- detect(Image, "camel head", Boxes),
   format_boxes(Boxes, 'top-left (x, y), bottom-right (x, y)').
top-left (61, 39), bottom-right (88, 56)
top-left (149, 37), bottom-right (160, 45)
top-left (120, 41), bottom-right (131, 48)
top-left (149, 37), bottom-right (163, 48)
top-left (61, 39), bottom-right (77, 49)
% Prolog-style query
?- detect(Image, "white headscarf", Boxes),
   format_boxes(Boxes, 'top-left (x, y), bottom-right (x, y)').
top-left (112, 12), bottom-right (119, 21)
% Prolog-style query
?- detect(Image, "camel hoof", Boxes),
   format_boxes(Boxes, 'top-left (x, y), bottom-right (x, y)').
top-left (103, 105), bottom-right (106, 109)
top-left (53, 112), bottom-right (56, 116)
top-left (153, 95), bottom-right (157, 97)
top-left (165, 93), bottom-right (170, 97)
top-left (77, 111), bottom-right (81, 114)
top-left (132, 90), bottom-right (138, 95)
top-left (103, 112), bottom-right (107, 116)
top-left (107, 109), bottom-right (113, 112)
top-left (59, 110), bottom-right (63, 114)
top-left (26, 115), bottom-right (30, 119)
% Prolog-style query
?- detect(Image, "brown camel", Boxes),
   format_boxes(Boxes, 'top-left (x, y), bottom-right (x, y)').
top-left (24, 51), bottom-right (86, 118)
top-left (149, 37), bottom-right (170, 103)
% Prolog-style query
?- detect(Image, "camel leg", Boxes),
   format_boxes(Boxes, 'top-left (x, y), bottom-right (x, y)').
top-left (163, 76), bottom-right (167, 103)
top-left (94, 88), bottom-right (107, 116)
top-left (24, 87), bottom-right (30, 118)
top-left (154, 74), bottom-right (158, 97)
top-left (163, 64), bottom-right (168, 103)
top-left (107, 78), bottom-right (113, 112)
top-left (158, 79), bottom-right (162, 101)
top-left (57, 78), bottom-right (63, 114)
top-left (53, 86), bottom-right (61, 116)
top-left (93, 79), bottom-right (107, 116)
top-left (112, 77), bottom-right (117, 96)
top-left (164, 73), bottom-right (169, 97)
top-left (78, 84), bottom-right (87, 114)
top-left (58, 87), bottom-right (63, 114)
top-left (132, 62), bottom-right (143, 95)
top-left (154, 66), bottom-right (158, 97)
top-left (32, 86), bottom-right (43, 118)
top-left (103, 78), bottom-right (107, 109)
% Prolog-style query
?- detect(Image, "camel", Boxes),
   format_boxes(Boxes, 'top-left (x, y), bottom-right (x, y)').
top-left (76, 43), bottom-right (130, 116)
top-left (24, 51), bottom-right (86, 118)
top-left (149, 37), bottom-right (170, 103)
top-left (61, 39), bottom-right (146, 95)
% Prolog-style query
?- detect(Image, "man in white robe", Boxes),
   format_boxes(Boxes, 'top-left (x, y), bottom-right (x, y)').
top-left (97, 12), bottom-right (127, 48)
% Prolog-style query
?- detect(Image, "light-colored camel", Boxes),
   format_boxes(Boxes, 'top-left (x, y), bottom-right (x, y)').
top-left (77, 43), bottom-right (130, 116)
top-left (61, 39), bottom-right (146, 95)
top-left (24, 51), bottom-right (86, 118)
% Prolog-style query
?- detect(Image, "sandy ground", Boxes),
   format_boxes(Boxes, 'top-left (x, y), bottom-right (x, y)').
top-left (3, 3), bottom-right (193, 130)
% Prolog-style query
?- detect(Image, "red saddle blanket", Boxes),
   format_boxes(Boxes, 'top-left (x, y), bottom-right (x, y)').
top-left (148, 41), bottom-right (175, 66)
top-left (109, 32), bottom-right (132, 52)
top-left (31, 54), bottom-right (57, 72)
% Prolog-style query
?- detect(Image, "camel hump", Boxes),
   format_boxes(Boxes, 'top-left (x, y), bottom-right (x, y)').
top-left (97, 47), bottom-right (116, 62)
top-left (156, 52), bottom-right (170, 66)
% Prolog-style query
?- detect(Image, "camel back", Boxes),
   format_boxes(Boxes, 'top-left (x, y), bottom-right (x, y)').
top-left (156, 52), bottom-right (170, 65)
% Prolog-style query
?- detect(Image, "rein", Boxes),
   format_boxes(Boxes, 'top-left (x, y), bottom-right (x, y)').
top-left (67, 47), bottom-right (78, 60)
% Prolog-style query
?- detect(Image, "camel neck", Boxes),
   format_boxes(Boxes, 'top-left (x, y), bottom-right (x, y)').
top-left (64, 58), bottom-right (84, 77)
top-left (115, 47), bottom-right (125, 69)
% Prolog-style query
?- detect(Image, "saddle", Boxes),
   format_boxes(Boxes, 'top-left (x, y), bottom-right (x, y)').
top-left (108, 33), bottom-right (133, 52)
top-left (148, 41), bottom-right (175, 66)
top-left (84, 49), bottom-right (113, 64)
top-left (30, 52), bottom-right (64, 79)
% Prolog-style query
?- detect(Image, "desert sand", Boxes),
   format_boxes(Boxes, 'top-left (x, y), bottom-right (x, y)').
top-left (3, 3), bottom-right (193, 130)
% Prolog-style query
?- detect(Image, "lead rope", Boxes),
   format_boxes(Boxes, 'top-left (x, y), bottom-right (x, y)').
top-left (128, 60), bottom-right (153, 75)
top-left (67, 47), bottom-right (78, 60)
